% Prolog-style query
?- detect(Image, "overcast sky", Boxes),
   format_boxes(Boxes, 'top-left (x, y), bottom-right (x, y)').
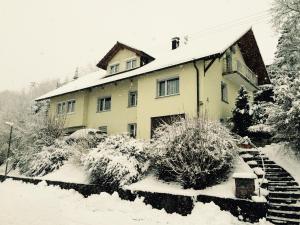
top-left (0, 0), bottom-right (278, 92)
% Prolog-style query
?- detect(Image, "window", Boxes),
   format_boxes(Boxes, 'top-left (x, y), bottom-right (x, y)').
top-left (126, 59), bottom-right (137, 70)
top-left (221, 82), bottom-right (228, 103)
top-left (97, 97), bottom-right (111, 112)
top-left (110, 64), bottom-right (119, 74)
top-left (57, 102), bottom-right (66, 114)
top-left (67, 100), bottom-right (76, 113)
top-left (128, 123), bottom-right (137, 138)
top-left (128, 91), bottom-right (137, 107)
top-left (157, 77), bottom-right (179, 97)
top-left (99, 126), bottom-right (107, 134)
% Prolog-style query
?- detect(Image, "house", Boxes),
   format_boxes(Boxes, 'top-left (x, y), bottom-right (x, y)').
top-left (36, 27), bottom-right (270, 140)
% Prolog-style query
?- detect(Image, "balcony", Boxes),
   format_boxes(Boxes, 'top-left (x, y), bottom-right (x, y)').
top-left (222, 59), bottom-right (258, 91)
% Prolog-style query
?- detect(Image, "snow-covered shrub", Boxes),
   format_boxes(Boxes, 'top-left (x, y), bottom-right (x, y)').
top-left (22, 140), bottom-right (73, 176)
top-left (83, 134), bottom-right (149, 188)
top-left (149, 117), bottom-right (237, 189)
top-left (66, 129), bottom-right (106, 148)
top-left (232, 86), bottom-right (253, 136)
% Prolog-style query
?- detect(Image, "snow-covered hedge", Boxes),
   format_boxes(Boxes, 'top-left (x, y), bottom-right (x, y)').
top-left (83, 134), bottom-right (149, 188)
top-left (149, 117), bottom-right (237, 189)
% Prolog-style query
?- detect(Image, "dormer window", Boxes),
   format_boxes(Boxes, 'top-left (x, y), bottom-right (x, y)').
top-left (110, 64), bottom-right (119, 74)
top-left (126, 59), bottom-right (137, 70)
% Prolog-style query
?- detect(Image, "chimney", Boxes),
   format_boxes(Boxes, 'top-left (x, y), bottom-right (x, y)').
top-left (171, 37), bottom-right (180, 50)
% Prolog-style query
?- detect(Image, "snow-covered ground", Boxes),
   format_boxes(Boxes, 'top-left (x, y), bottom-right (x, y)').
top-left (0, 179), bottom-right (271, 225)
top-left (259, 143), bottom-right (300, 184)
top-left (126, 157), bottom-right (254, 198)
top-left (0, 160), bottom-right (89, 184)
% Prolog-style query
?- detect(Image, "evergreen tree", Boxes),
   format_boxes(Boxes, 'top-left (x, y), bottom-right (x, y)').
top-left (232, 86), bottom-right (253, 136)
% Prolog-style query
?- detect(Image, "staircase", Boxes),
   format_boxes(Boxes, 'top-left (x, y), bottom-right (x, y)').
top-left (239, 148), bottom-right (300, 225)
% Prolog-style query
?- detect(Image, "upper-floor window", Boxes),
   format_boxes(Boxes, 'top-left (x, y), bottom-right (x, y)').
top-left (128, 91), bottom-right (137, 107)
top-left (221, 82), bottom-right (228, 103)
top-left (67, 100), bottom-right (76, 113)
top-left (57, 102), bottom-right (66, 114)
top-left (157, 77), bottom-right (179, 97)
top-left (128, 123), bottom-right (137, 138)
top-left (97, 97), bottom-right (111, 112)
top-left (110, 64), bottom-right (119, 74)
top-left (126, 59), bottom-right (137, 70)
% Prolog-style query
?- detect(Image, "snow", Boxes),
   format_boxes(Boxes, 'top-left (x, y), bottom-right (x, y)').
top-left (251, 195), bottom-right (267, 203)
top-left (259, 143), bottom-right (300, 184)
top-left (36, 26), bottom-right (253, 101)
top-left (240, 153), bottom-right (254, 159)
top-left (232, 173), bottom-right (257, 179)
top-left (42, 161), bottom-right (89, 184)
top-left (253, 167), bottom-right (265, 176)
top-left (0, 179), bottom-right (272, 225)
top-left (126, 157), bottom-right (254, 199)
top-left (69, 128), bottom-right (99, 139)
top-left (247, 160), bottom-right (258, 165)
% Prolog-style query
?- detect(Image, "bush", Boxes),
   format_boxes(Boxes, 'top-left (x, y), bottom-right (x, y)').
top-left (22, 141), bottom-right (73, 176)
top-left (65, 129), bottom-right (107, 148)
top-left (83, 134), bottom-right (149, 189)
top-left (149, 117), bottom-right (237, 189)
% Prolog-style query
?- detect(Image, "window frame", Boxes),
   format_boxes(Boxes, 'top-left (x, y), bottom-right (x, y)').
top-left (157, 76), bottom-right (180, 98)
top-left (66, 99), bottom-right (76, 114)
top-left (109, 63), bottom-right (120, 74)
top-left (221, 81), bottom-right (229, 103)
top-left (128, 91), bottom-right (137, 107)
top-left (97, 96), bottom-right (112, 112)
top-left (57, 101), bottom-right (66, 114)
top-left (126, 58), bottom-right (137, 70)
top-left (98, 126), bottom-right (108, 134)
top-left (128, 123), bottom-right (137, 138)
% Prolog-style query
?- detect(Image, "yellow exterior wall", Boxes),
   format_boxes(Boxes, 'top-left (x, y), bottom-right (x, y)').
top-left (137, 63), bottom-right (198, 139)
top-left (107, 48), bottom-right (141, 75)
top-left (48, 90), bottom-right (89, 128)
top-left (86, 79), bottom-right (137, 135)
top-left (48, 45), bottom-right (255, 139)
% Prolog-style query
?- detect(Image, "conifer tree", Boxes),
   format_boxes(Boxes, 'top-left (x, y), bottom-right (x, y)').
top-left (232, 86), bottom-right (253, 136)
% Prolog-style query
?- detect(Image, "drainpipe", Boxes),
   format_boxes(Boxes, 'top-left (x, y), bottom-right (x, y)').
top-left (193, 60), bottom-right (200, 117)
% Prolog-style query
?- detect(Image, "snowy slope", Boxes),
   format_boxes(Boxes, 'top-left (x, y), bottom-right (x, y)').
top-left (0, 179), bottom-right (271, 225)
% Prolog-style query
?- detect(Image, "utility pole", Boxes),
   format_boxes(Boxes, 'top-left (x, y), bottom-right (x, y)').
top-left (4, 122), bottom-right (13, 177)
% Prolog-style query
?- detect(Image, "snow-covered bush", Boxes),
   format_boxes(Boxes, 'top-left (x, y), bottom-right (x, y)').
top-left (83, 134), bottom-right (149, 188)
top-left (232, 86), bottom-right (253, 136)
top-left (66, 129), bottom-right (106, 148)
top-left (22, 141), bottom-right (73, 176)
top-left (149, 117), bottom-right (237, 189)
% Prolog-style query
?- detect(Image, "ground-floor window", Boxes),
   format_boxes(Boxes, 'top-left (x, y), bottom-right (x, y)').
top-left (57, 102), bottom-right (66, 114)
top-left (67, 100), bottom-right (76, 113)
top-left (97, 97), bottom-right (111, 112)
top-left (221, 82), bottom-right (228, 103)
top-left (128, 123), bottom-right (137, 138)
top-left (98, 126), bottom-right (107, 134)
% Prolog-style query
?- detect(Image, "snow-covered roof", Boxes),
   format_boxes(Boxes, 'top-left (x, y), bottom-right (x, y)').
top-left (36, 27), bottom-right (253, 101)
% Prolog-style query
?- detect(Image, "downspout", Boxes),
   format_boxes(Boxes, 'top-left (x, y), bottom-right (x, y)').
top-left (193, 60), bottom-right (200, 117)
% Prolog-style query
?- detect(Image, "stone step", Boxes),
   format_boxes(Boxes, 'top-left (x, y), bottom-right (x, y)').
top-left (265, 168), bottom-right (286, 172)
top-left (267, 215), bottom-right (300, 224)
top-left (269, 203), bottom-right (300, 212)
top-left (269, 186), bottom-right (300, 192)
top-left (268, 209), bottom-right (300, 220)
top-left (267, 176), bottom-right (295, 182)
top-left (266, 172), bottom-right (290, 176)
top-left (268, 196), bottom-right (299, 204)
top-left (268, 181), bottom-right (299, 187)
top-left (269, 191), bottom-right (300, 198)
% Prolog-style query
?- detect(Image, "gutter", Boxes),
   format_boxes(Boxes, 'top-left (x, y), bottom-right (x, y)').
top-left (193, 60), bottom-right (200, 117)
